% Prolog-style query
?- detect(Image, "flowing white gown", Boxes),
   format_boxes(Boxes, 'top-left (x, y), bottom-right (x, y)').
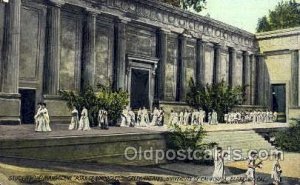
top-left (78, 108), bottom-right (91, 131)
top-left (69, 109), bottom-right (79, 130)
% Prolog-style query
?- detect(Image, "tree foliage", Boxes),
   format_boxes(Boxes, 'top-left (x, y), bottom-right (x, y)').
top-left (275, 119), bottom-right (300, 152)
top-left (186, 79), bottom-right (246, 122)
top-left (256, 0), bottom-right (300, 32)
top-left (166, 124), bottom-right (217, 164)
top-left (160, 0), bottom-right (207, 12)
top-left (59, 85), bottom-right (129, 126)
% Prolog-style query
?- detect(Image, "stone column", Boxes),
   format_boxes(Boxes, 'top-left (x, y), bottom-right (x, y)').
top-left (0, 0), bottom-right (21, 124)
top-left (45, 0), bottom-right (64, 95)
top-left (197, 40), bottom-right (206, 86)
top-left (213, 44), bottom-right (221, 83)
top-left (229, 47), bottom-right (236, 87)
top-left (178, 34), bottom-right (186, 101)
top-left (114, 19), bottom-right (127, 90)
top-left (156, 28), bottom-right (168, 101)
top-left (82, 9), bottom-right (96, 89)
top-left (1, 0), bottom-right (21, 93)
top-left (250, 54), bottom-right (257, 105)
top-left (257, 54), bottom-right (266, 106)
top-left (243, 51), bottom-right (251, 104)
top-left (291, 50), bottom-right (299, 107)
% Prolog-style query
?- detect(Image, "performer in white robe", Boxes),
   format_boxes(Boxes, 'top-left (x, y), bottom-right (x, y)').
top-left (271, 153), bottom-right (282, 185)
top-left (212, 147), bottom-right (226, 182)
top-left (43, 104), bottom-right (51, 131)
top-left (179, 111), bottom-right (184, 125)
top-left (150, 107), bottom-right (159, 126)
top-left (120, 107), bottom-right (129, 127)
top-left (98, 109), bottom-right (108, 129)
top-left (244, 151), bottom-right (262, 185)
top-left (78, 106), bottom-right (91, 131)
top-left (198, 110), bottom-right (205, 125)
top-left (136, 108), bottom-right (142, 126)
top-left (69, 106), bottom-right (79, 130)
top-left (140, 107), bottom-right (149, 126)
top-left (191, 110), bottom-right (198, 125)
top-left (34, 103), bottom-right (42, 131)
top-left (128, 109), bottom-right (136, 127)
top-left (157, 108), bottom-right (164, 126)
top-left (183, 109), bottom-right (191, 125)
top-left (211, 110), bottom-right (218, 124)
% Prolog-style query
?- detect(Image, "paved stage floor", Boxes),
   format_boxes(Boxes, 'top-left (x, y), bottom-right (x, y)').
top-left (0, 122), bottom-right (288, 140)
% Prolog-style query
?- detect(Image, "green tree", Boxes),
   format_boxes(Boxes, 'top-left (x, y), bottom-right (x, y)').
top-left (59, 85), bottom-right (129, 126)
top-left (160, 0), bottom-right (207, 12)
top-left (256, 0), bottom-right (300, 32)
top-left (186, 79), bottom-right (246, 122)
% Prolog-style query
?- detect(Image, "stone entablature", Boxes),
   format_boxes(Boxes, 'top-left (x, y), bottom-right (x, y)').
top-left (56, 0), bottom-right (257, 52)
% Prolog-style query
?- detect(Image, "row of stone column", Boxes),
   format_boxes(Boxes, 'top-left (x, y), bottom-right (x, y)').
top-left (156, 29), bottom-right (263, 105)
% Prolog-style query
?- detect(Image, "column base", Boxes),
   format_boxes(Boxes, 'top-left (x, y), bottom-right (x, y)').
top-left (0, 93), bottom-right (21, 125)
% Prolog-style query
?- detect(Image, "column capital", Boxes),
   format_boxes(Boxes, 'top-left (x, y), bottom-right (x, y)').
top-left (116, 17), bottom-right (131, 24)
top-left (159, 28), bottom-right (171, 33)
top-left (49, 0), bottom-right (65, 7)
top-left (85, 7), bottom-right (100, 16)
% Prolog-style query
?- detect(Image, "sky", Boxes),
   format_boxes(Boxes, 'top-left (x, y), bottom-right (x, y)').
top-left (197, 0), bottom-right (297, 33)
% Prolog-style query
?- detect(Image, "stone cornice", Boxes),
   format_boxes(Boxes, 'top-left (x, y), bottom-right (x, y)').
top-left (256, 26), bottom-right (300, 40)
top-left (63, 0), bottom-right (256, 50)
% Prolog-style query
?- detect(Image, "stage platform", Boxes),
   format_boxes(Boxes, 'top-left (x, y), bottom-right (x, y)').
top-left (0, 123), bottom-right (289, 166)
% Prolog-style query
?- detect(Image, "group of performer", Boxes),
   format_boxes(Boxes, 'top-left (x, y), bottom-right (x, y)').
top-left (225, 110), bottom-right (278, 124)
top-left (34, 102), bottom-right (51, 132)
top-left (68, 106), bottom-right (109, 131)
top-left (212, 147), bottom-right (282, 185)
top-left (120, 106), bottom-right (165, 127)
top-left (168, 109), bottom-right (218, 125)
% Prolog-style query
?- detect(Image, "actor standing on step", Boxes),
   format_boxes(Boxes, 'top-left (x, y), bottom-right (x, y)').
top-left (212, 147), bottom-right (227, 183)
top-left (271, 152), bottom-right (282, 185)
top-left (34, 102), bottom-right (42, 131)
top-left (243, 151), bottom-right (262, 185)
top-left (78, 106), bottom-right (91, 131)
top-left (69, 106), bottom-right (79, 130)
top-left (98, 108), bottom-right (108, 129)
top-left (150, 107), bottom-right (159, 126)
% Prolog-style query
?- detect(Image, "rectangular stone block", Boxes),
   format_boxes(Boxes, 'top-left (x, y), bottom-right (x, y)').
top-left (44, 96), bottom-right (71, 124)
top-left (0, 94), bottom-right (21, 124)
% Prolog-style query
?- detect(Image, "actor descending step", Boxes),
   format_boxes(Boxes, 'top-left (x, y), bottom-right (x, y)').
top-left (78, 106), bottom-right (91, 131)
top-left (69, 106), bottom-right (79, 130)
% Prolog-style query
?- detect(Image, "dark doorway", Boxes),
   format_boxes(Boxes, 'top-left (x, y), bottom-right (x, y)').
top-left (19, 89), bottom-right (36, 124)
top-left (130, 68), bottom-right (149, 109)
top-left (271, 84), bottom-right (286, 122)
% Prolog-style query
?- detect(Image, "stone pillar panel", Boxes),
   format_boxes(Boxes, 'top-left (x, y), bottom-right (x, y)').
top-left (204, 43), bottom-right (214, 84)
top-left (95, 19), bottom-right (114, 87)
top-left (185, 39), bottom-right (196, 86)
top-left (60, 11), bottom-right (82, 91)
top-left (164, 34), bottom-right (178, 101)
top-left (234, 51), bottom-right (243, 86)
top-left (220, 47), bottom-right (229, 83)
top-left (45, 4), bottom-right (61, 94)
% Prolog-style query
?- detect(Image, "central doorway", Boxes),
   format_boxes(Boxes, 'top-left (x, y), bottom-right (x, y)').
top-left (271, 84), bottom-right (286, 122)
top-left (130, 68), bottom-right (150, 109)
top-left (19, 89), bottom-right (36, 124)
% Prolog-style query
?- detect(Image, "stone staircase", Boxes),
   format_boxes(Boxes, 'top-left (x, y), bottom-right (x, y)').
top-left (203, 130), bottom-right (275, 160)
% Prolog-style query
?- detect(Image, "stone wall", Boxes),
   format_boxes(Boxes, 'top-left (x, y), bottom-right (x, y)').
top-left (0, 0), bottom-right (262, 124)
top-left (256, 27), bottom-right (300, 120)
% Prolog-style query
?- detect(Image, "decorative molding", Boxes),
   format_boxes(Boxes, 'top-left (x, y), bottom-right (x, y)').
top-left (64, 0), bottom-right (255, 50)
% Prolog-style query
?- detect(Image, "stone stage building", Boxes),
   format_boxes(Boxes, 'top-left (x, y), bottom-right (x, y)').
top-left (0, 0), bottom-right (275, 124)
